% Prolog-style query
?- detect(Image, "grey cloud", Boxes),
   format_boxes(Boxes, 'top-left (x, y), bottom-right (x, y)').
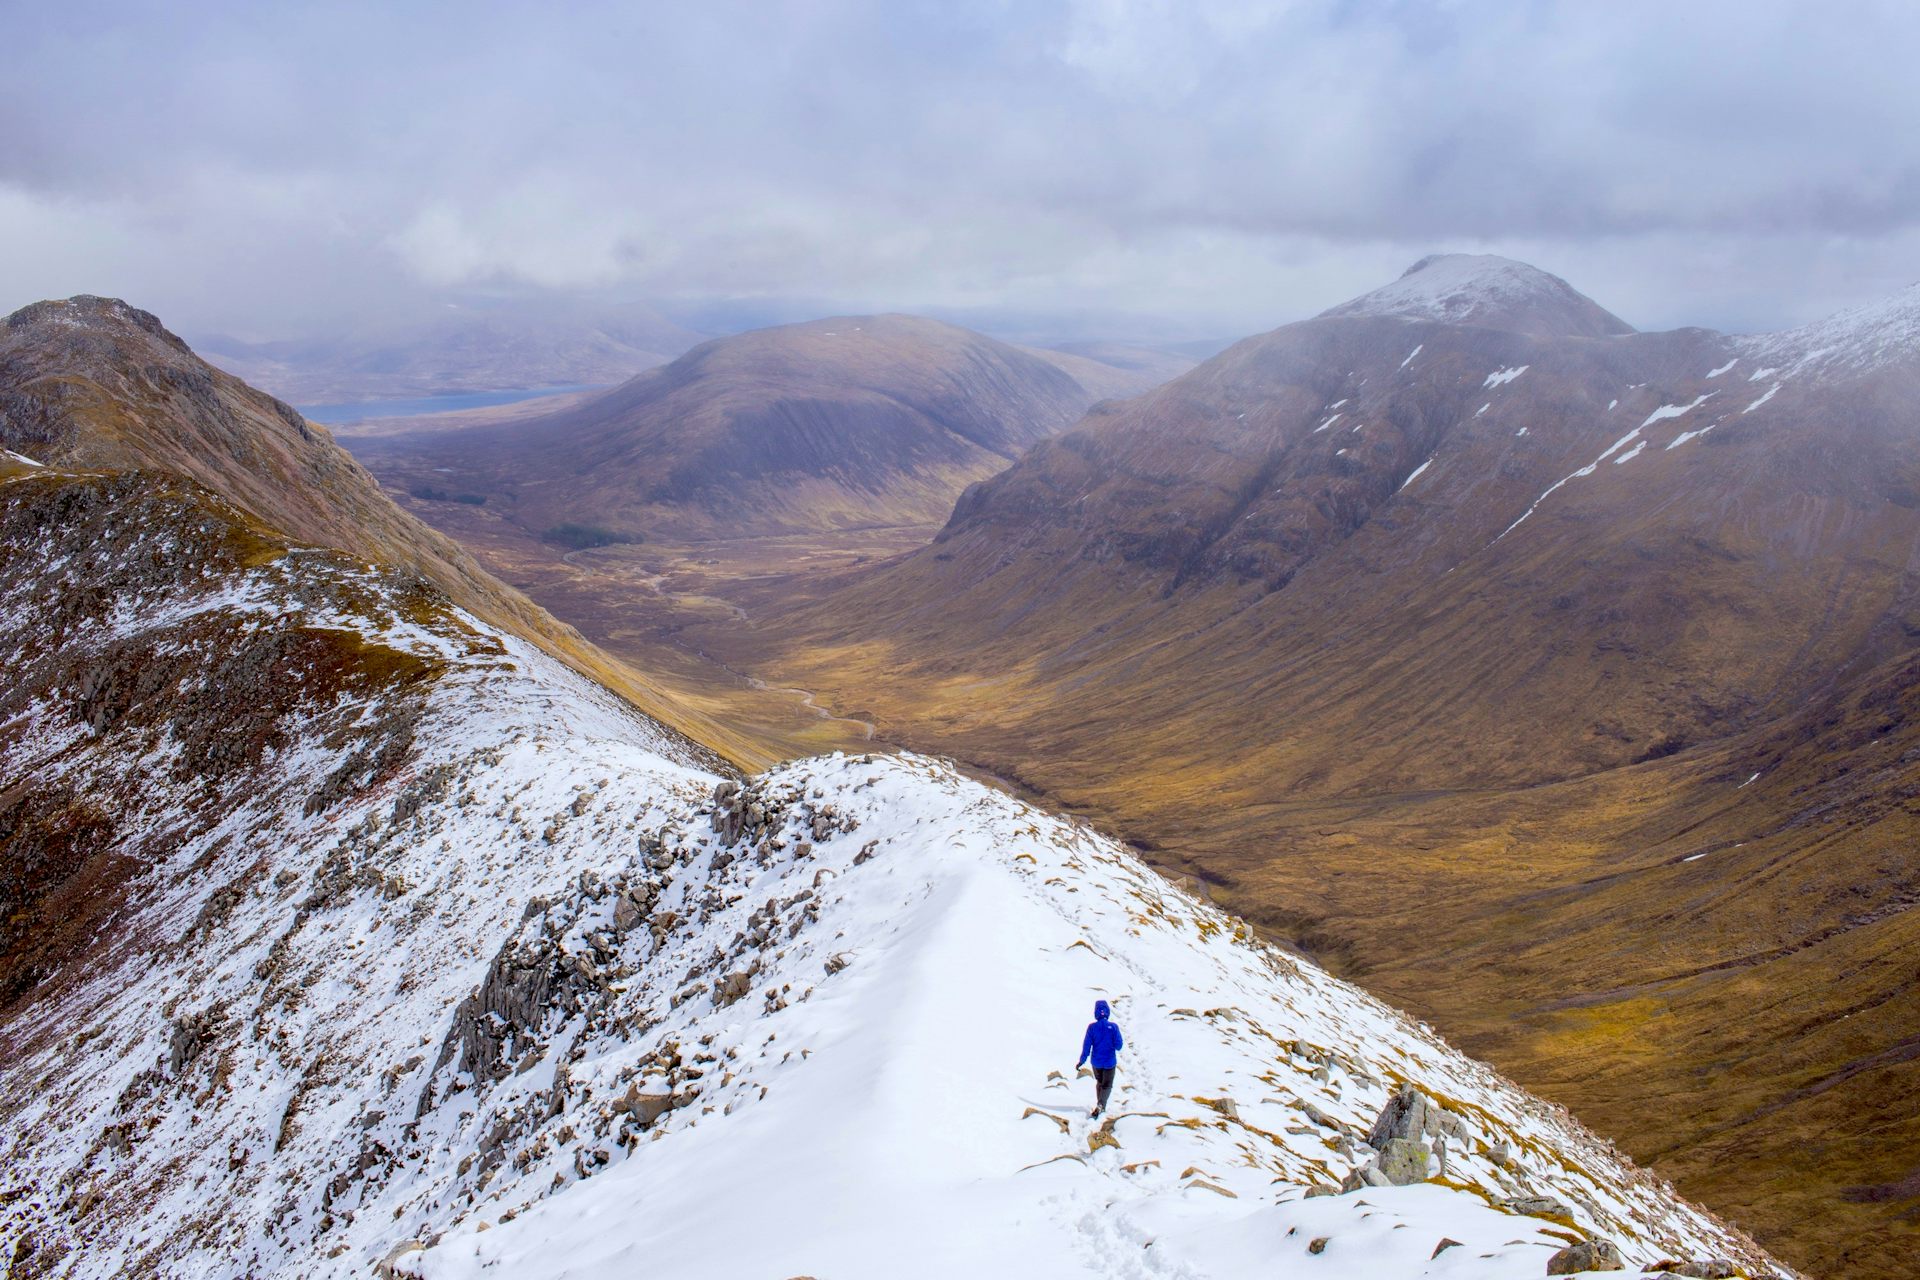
top-left (1, 0), bottom-right (1917, 340)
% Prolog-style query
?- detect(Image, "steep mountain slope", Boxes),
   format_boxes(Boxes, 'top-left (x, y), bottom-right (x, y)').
top-left (198, 301), bottom-right (705, 404)
top-left (691, 259), bottom-right (1920, 1272)
top-left (0, 451), bottom-right (1783, 1278)
top-left (0, 296), bottom-right (762, 765)
top-left (348, 314), bottom-right (1162, 543)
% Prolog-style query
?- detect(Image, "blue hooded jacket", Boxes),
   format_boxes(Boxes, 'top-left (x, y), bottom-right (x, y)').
top-left (1078, 999), bottom-right (1124, 1070)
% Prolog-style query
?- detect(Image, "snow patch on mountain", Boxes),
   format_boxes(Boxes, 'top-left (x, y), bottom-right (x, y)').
top-left (1497, 428), bottom-right (1644, 541)
top-left (1640, 393), bottom-right (1716, 430)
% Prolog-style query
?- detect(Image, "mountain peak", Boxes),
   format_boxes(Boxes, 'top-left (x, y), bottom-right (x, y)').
top-left (1320, 253), bottom-right (1634, 338)
top-left (4, 294), bottom-right (194, 357)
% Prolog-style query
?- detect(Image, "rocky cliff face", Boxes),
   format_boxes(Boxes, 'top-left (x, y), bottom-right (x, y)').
top-left (0, 454), bottom-right (1782, 1279)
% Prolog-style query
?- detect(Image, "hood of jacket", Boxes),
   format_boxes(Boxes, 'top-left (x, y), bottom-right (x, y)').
top-left (1094, 1000), bottom-right (1110, 1021)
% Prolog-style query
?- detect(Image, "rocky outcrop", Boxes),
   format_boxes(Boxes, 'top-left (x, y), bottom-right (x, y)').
top-left (1547, 1238), bottom-right (1624, 1274)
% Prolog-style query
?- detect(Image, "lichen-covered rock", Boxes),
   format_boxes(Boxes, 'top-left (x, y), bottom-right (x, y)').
top-left (1547, 1238), bottom-right (1624, 1274)
top-left (1375, 1136), bottom-right (1431, 1185)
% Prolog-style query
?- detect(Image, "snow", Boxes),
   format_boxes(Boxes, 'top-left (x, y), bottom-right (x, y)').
top-left (1640, 393), bottom-right (1716, 430)
top-left (1706, 358), bottom-right (1738, 378)
top-left (0, 470), bottom-right (1789, 1280)
top-left (1318, 254), bottom-right (1608, 333)
top-left (1475, 403), bottom-right (1491, 416)
top-left (1737, 281), bottom-right (1920, 376)
top-left (1515, 427), bottom-right (1528, 437)
top-left (1661, 392), bottom-right (1731, 450)
top-left (1748, 366), bottom-right (1779, 382)
top-left (1608, 399), bottom-right (1618, 411)
top-left (3, 449), bottom-right (44, 467)
top-left (1497, 428), bottom-right (1644, 539)
top-left (1613, 440), bottom-right (1647, 464)
top-left (1739, 771), bottom-right (1762, 788)
top-left (1744, 384), bottom-right (1781, 414)
top-left (1665, 427), bottom-right (1715, 451)
top-left (1399, 343), bottom-right (1424, 369)
top-left (1313, 413), bottom-right (1342, 433)
top-left (1398, 458), bottom-right (1433, 491)
top-left (1483, 365), bottom-right (1529, 388)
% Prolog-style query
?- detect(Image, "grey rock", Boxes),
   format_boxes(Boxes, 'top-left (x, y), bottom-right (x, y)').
top-left (1500, 1195), bottom-right (1574, 1221)
top-left (1375, 1136), bottom-right (1430, 1185)
top-left (1367, 1086), bottom-right (1433, 1148)
top-left (1653, 1262), bottom-right (1741, 1279)
top-left (1339, 1163), bottom-right (1391, 1192)
top-left (1546, 1239), bottom-right (1623, 1274)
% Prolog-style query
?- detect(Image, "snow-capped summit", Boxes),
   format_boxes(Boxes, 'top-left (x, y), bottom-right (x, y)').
top-left (1320, 254), bottom-right (1635, 338)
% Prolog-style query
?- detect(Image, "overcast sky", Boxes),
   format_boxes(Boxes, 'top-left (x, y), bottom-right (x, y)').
top-left (4, 0), bottom-right (1918, 343)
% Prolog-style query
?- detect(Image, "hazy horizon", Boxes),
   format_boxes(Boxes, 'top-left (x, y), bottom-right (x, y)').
top-left (6, 2), bottom-right (1919, 346)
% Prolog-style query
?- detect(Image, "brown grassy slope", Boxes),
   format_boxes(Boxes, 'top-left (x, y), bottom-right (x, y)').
top-left (684, 295), bottom-right (1920, 1271)
top-left (346, 314), bottom-right (1158, 544)
top-left (0, 296), bottom-right (763, 766)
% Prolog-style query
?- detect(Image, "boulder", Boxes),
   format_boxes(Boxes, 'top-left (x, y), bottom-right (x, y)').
top-left (1375, 1137), bottom-right (1431, 1185)
top-left (1339, 1163), bottom-right (1391, 1192)
top-left (1367, 1086), bottom-right (1432, 1147)
top-left (1546, 1239), bottom-right (1624, 1274)
top-left (1501, 1194), bottom-right (1575, 1222)
top-left (1648, 1262), bottom-right (1741, 1279)
top-left (613, 1086), bottom-right (676, 1126)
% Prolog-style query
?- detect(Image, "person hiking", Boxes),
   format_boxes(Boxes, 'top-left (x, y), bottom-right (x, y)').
top-left (1076, 999), bottom-right (1124, 1119)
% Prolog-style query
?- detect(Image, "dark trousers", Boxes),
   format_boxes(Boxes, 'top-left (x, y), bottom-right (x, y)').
top-left (1092, 1066), bottom-right (1115, 1114)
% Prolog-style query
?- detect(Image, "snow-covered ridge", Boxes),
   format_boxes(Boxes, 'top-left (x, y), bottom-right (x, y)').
top-left (1738, 281), bottom-right (1920, 376)
top-left (1, 466), bottom-right (1785, 1278)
